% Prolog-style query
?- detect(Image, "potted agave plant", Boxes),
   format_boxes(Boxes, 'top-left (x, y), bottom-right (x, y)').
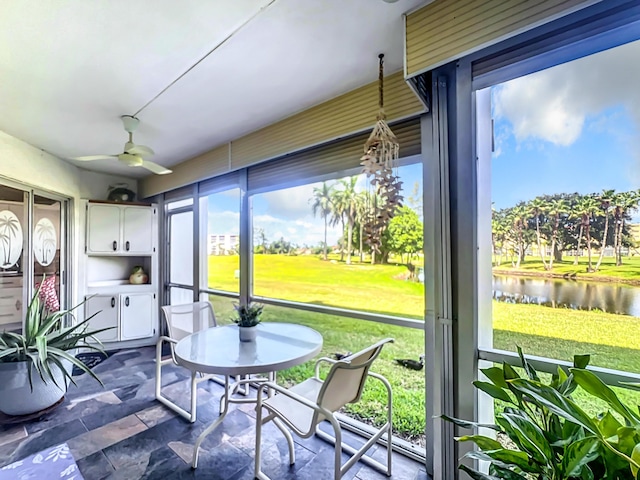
top-left (231, 302), bottom-right (264, 342)
top-left (0, 280), bottom-right (110, 416)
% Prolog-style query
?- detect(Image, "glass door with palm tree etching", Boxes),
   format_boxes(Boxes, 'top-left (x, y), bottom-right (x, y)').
top-left (0, 184), bottom-right (27, 332)
top-left (33, 194), bottom-right (66, 316)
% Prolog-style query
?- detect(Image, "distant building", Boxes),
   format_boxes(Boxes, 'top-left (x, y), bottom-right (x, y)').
top-left (209, 234), bottom-right (239, 255)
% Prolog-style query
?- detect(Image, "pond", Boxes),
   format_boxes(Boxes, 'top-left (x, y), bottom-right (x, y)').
top-left (493, 274), bottom-right (640, 317)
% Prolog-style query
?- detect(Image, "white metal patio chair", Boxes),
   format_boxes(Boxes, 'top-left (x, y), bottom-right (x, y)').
top-left (155, 301), bottom-right (229, 423)
top-left (254, 338), bottom-right (394, 480)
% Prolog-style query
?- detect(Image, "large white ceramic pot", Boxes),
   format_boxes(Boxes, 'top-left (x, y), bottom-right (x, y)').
top-left (0, 361), bottom-right (67, 416)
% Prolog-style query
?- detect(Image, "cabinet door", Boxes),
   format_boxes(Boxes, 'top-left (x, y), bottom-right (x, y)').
top-left (120, 293), bottom-right (153, 340)
top-left (122, 207), bottom-right (154, 254)
top-left (85, 295), bottom-right (119, 342)
top-left (87, 205), bottom-right (121, 254)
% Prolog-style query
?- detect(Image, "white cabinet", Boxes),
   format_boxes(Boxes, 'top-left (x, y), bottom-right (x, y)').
top-left (122, 208), bottom-right (154, 254)
top-left (85, 295), bottom-right (119, 343)
top-left (86, 203), bottom-right (156, 255)
top-left (120, 293), bottom-right (154, 340)
top-left (85, 293), bottom-right (155, 343)
top-left (82, 199), bottom-right (159, 346)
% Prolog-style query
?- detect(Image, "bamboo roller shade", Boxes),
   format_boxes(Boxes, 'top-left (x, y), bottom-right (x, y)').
top-left (405, 0), bottom-right (594, 77)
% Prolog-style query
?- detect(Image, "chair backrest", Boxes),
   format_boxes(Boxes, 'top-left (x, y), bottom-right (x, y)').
top-left (161, 301), bottom-right (217, 342)
top-left (316, 338), bottom-right (393, 415)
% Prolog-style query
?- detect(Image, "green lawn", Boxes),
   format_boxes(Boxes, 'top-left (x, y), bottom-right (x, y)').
top-left (208, 254), bottom-right (424, 319)
top-left (207, 253), bottom-right (640, 445)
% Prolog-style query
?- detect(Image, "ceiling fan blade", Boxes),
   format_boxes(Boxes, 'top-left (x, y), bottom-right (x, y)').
top-left (126, 144), bottom-right (154, 156)
top-left (72, 155), bottom-right (118, 161)
top-left (141, 160), bottom-right (172, 175)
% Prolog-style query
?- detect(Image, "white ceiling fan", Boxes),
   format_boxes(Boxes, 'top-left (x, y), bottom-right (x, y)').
top-left (73, 115), bottom-right (172, 175)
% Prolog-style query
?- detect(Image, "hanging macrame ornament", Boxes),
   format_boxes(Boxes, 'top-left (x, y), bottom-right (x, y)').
top-left (360, 54), bottom-right (403, 262)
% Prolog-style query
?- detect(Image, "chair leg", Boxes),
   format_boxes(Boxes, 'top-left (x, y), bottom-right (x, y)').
top-left (328, 416), bottom-right (343, 480)
top-left (273, 418), bottom-right (295, 465)
top-left (189, 371), bottom-right (198, 423)
top-left (155, 340), bottom-right (163, 399)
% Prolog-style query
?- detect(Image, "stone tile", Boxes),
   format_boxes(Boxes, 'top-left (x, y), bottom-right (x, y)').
top-left (294, 443), bottom-right (361, 480)
top-left (26, 390), bottom-right (123, 434)
top-left (0, 424), bottom-right (27, 447)
top-left (80, 395), bottom-right (156, 431)
top-left (167, 441), bottom-right (251, 480)
top-left (102, 416), bottom-right (200, 469)
top-left (356, 445), bottom-right (424, 480)
top-left (104, 445), bottom-right (186, 480)
top-left (136, 404), bottom-right (178, 428)
top-left (233, 436), bottom-right (316, 480)
top-left (76, 450), bottom-right (116, 479)
top-left (0, 419), bottom-right (87, 467)
top-left (67, 414), bottom-right (148, 460)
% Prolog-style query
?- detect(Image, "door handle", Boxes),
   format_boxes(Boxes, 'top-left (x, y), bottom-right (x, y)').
top-left (125, 241), bottom-right (130, 251)
top-left (112, 240), bottom-right (118, 251)
top-left (111, 297), bottom-right (116, 308)
top-left (125, 296), bottom-right (130, 307)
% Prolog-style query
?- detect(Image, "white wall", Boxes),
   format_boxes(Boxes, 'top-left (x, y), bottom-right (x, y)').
top-left (0, 129), bottom-right (138, 305)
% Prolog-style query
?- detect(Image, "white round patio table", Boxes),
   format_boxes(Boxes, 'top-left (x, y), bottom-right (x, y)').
top-left (174, 322), bottom-right (323, 468)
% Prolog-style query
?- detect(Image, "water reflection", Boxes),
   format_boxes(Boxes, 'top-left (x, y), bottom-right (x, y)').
top-left (493, 275), bottom-right (640, 317)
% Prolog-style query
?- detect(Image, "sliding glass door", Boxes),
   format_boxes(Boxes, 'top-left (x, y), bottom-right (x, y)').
top-left (0, 182), bottom-right (69, 332)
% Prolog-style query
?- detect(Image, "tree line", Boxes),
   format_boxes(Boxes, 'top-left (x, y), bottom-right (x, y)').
top-left (492, 189), bottom-right (640, 271)
top-left (309, 178), bottom-right (423, 265)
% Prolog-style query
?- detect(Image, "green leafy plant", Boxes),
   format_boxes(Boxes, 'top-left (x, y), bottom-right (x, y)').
top-left (443, 347), bottom-right (639, 479)
top-left (0, 279), bottom-right (111, 389)
top-left (231, 302), bottom-right (264, 327)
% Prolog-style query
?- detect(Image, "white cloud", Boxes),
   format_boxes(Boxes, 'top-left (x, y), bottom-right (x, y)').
top-left (253, 214), bottom-right (282, 224)
top-left (493, 39), bottom-right (640, 148)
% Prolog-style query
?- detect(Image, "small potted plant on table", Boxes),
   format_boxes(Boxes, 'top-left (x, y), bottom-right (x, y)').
top-left (232, 302), bottom-right (264, 342)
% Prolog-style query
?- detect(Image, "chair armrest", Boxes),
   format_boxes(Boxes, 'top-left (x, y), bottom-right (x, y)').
top-left (156, 336), bottom-right (179, 364)
top-left (314, 357), bottom-right (338, 378)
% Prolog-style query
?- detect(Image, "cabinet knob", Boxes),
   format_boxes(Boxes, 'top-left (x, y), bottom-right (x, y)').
top-left (125, 241), bottom-right (130, 251)
top-left (112, 241), bottom-right (118, 251)
top-left (125, 296), bottom-right (130, 307)
top-left (111, 297), bottom-right (116, 308)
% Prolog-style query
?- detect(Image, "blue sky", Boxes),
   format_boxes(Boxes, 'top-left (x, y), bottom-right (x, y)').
top-left (492, 39), bottom-right (640, 213)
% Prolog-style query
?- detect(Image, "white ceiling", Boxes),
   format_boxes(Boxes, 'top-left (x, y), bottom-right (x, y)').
top-left (0, 0), bottom-right (425, 178)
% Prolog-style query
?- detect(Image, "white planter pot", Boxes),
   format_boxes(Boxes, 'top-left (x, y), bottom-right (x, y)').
top-left (0, 361), bottom-right (67, 416)
top-left (238, 326), bottom-right (257, 342)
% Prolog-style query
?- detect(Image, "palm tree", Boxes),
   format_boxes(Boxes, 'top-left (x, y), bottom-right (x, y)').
top-left (546, 199), bottom-right (567, 270)
top-left (36, 220), bottom-right (56, 264)
top-left (332, 177), bottom-right (359, 264)
top-left (574, 196), bottom-right (598, 272)
top-left (613, 191), bottom-right (640, 266)
top-left (310, 182), bottom-right (334, 261)
top-left (594, 189), bottom-right (615, 271)
top-left (0, 213), bottom-right (20, 267)
top-left (507, 204), bottom-right (527, 268)
top-left (528, 197), bottom-right (548, 270)
top-left (354, 191), bottom-right (369, 263)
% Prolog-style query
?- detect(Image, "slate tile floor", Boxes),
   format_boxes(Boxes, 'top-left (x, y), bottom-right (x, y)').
top-left (0, 347), bottom-right (430, 480)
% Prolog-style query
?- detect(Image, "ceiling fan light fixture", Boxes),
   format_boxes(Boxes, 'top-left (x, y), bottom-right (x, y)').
top-left (120, 115), bottom-right (140, 133)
